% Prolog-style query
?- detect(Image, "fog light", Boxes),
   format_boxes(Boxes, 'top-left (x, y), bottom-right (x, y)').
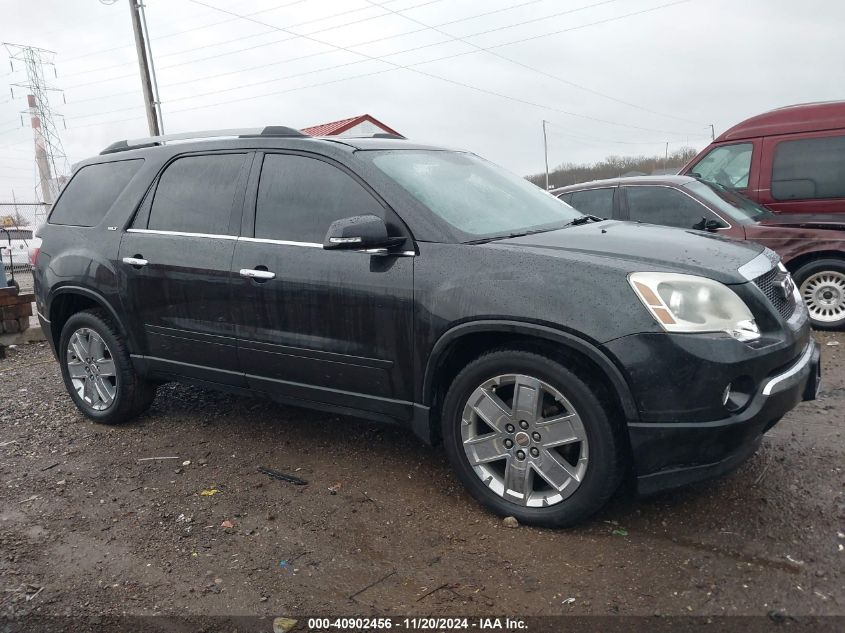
top-left (722, 384), bottom-right (731, 406)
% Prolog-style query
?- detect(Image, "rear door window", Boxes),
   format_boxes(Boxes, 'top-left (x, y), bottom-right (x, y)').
top-left (771, 135), bottom-right (845, 200)
top-left (254, 153), bottom-right (383, 243)
top-left (689, 143), bottom-right (752, 189)
top-left (49, 159), bottom-right (143, 227)
top-left (626, 185), bottom-right (721, 229)
top-left (568, 188), bottom-right (615, 217)
top-left (146, 154), bottom-right (245, 234)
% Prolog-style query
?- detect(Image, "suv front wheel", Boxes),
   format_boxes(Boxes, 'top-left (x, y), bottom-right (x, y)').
top-left (442, 349), bottom-right (623, 527)
top-left (59, 309), bottom-right (156, 424)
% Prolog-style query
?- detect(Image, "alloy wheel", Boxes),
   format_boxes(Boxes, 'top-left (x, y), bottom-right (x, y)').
top-left (461, 374), bottom-right (589, 508)
top-left (66, 327), bottom-right (117, 411)
top-left (800, 271), bottom-right (845, 323)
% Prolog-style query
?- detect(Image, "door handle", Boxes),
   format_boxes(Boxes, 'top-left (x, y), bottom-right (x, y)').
top-left (122, 256), bottom-right (148, 268)
top-left (239, 268), bottom-right (276, 280)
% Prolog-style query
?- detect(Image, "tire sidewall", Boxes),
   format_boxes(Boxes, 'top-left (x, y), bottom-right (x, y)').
top-left (59, 311), bottom-right (126, 422)
top-left (793, 258), bottom-right (845, 330)
top-left (442, 351), bottom-right (619, 527)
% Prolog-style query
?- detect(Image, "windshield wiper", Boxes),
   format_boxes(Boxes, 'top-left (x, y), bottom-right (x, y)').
top-left (465, 216), bottom-right (603, 244)
top-left (562, 214), bottom-right (603, 227)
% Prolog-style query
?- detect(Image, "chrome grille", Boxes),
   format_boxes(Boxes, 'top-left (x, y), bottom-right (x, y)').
top-left (753, 268), bottom-right (797, 319)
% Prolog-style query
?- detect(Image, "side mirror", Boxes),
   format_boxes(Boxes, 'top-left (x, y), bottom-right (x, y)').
top-left (323, 215), bottom-right (404, 251)
top-left (693, 217), bottom-right (724, 232)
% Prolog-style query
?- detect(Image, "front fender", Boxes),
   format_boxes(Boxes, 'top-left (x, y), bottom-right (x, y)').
top-left (421, 319), bottom-right (639, 423)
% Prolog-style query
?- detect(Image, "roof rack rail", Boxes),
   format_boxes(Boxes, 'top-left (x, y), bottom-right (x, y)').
top-left (99, 126), bottom-right (306, 155)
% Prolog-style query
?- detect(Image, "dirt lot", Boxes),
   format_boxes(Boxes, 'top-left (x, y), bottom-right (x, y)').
top-left (0, 331), bottom-right (843, 624)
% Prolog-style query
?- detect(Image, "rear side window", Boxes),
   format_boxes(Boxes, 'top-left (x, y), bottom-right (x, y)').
top-left (254, 154), bottom-right (383, 243)
top-left (771, 136), bottom-right (845, 200)
top-left (49, 159), bottom-right (143, 227)
top-left (689, 143), bottom-right (752, 189)
top-left (569, 188), bottom-right (614, 217)
top-left (146, 154), bottom-right (245, 234)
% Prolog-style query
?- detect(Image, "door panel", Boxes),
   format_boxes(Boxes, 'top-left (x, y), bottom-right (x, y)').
top-left (119, 231), bottom-right (241, 380)
top-left (232, 242), bottom-right (414, 411)
top-left (232, 151), bottom-right (415, 418)
top-left (118, 151), bottom-right (251, 384)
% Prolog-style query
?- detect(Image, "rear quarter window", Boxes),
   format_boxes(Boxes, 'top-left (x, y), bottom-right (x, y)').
top-left (771, 135), bottom-right (845, 200)
top-left (49, 159), bottom-right (144, 227)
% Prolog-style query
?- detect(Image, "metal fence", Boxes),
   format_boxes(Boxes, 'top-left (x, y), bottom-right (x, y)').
top-left (1, 202), bottom-right (48, 293)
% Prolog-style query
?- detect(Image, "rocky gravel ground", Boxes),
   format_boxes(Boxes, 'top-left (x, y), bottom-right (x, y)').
top-left (0, 332), bottom-right (843, 627)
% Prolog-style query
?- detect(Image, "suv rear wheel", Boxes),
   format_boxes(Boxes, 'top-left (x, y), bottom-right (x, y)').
top-left (59, 309), bottom-right (156, 424)
top-left (442, 349), bottom-right (623, 527)
top-left (793, 258), bottom-right (845, 330)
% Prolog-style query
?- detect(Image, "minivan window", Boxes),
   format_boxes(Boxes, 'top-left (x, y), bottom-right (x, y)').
top-left (255, 154), bottom-right (384, 243)
top-left (367, 151), bottom-right (581, 240)
top-left (568, 188), bottom-right (614, 217)
top-left (147, 154), bottom-right (244, 235)
top-left (690, 143), bottom-right (752, 189)
top-left (771, 135), bottom-right (845, 200)
top-left (49, 159), bottom-right (143, 227)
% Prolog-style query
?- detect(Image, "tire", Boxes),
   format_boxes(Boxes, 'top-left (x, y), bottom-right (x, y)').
top-left (58, 309), bottom-right (156, 424)
top-left (793, 258), bottom-right (845, 330)
top-left (441, 348), bottom-right (624, 528)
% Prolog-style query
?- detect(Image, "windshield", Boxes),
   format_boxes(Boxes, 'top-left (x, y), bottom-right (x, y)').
top-left (683, 180), bottom-right (769, 224)
top-left (366, 150), bottom-right (582, 240)
top-left (689, 143), bottom-right (752, 189)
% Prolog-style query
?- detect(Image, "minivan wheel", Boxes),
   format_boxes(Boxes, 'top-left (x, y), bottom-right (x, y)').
top-left (59, 310), bottom-right (156, 424)
top-left (442, 349), bottom-right (623, 527)
top-left (793, 259), bottom-right (845, 330)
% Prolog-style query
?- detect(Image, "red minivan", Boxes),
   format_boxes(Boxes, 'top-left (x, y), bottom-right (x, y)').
top-left (682, 101), bottom-right (845, 216)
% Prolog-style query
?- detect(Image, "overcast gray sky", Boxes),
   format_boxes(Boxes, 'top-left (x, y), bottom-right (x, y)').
top-left (0, 0), bottom-right (843, 201)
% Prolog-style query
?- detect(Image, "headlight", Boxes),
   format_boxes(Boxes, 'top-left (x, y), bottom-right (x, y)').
top-left (629, 272), bottom-right (760, 342)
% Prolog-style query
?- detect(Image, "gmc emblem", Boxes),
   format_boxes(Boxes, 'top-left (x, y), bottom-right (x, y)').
top-left (777, 273), bottom-right (795, 300)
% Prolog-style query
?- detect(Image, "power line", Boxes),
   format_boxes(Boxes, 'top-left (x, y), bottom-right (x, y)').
top-left (364, 0), bottom-right (706, 127)
top-left (178, 0), bottom-right (700, 135)
top-left (60, 0), bottom-right (447, 91)
top-left (544, 120), bottom-right (709, 146)
top-left (70, 0), bottom-right (628, 120)
top-left (68, 0), bottom-right (700, 138)
top-left (61, 0), bottom-right (312, 64)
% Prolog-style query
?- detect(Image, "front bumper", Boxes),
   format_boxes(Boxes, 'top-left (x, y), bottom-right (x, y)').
top-left (613, 336), bottom-right (820, 495)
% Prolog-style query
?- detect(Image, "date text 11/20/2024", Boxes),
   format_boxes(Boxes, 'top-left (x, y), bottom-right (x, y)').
top-left (305, 617), bottom-right (528, 630)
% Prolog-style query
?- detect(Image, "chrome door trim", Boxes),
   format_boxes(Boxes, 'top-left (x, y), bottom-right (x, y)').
top-left (126, 228), bottom-right (238, 240)
top-left (238, 236), bottom-right (322, 248)
top-left (237, 236), bottom-right (415, 256)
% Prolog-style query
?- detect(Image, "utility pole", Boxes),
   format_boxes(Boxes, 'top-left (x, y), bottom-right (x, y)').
top-left (128, 0), bottom-right (163, 135)
top-left (709, 124), bottom-right (715, 141)
top-left (542, 120), bottom-right (550, 191)
top-left (4, 42), bottom-right (68, 206)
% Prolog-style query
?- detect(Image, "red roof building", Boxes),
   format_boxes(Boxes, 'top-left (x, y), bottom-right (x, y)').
top-left (300, 114), bottom-right (402, 138)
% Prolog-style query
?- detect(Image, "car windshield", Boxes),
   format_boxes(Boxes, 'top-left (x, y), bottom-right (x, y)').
top-left (683, 180), bottom-right (770, 224)
top-left (366, 150), bottom-right (582, 240)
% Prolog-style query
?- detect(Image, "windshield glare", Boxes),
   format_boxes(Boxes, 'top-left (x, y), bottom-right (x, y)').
top-left (367, 150), bottom-right (582, 240)
top-left (683, 180), bottom-right (769, 224)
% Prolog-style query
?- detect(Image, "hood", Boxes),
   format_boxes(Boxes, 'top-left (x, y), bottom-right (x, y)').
top-left (758, 213), bottom-right (845, 232)
top-left (493, 220), bottom-right (765, 284)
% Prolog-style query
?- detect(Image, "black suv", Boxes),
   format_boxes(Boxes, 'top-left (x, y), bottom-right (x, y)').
top-left (33, 127), bottom-right (821, 527)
